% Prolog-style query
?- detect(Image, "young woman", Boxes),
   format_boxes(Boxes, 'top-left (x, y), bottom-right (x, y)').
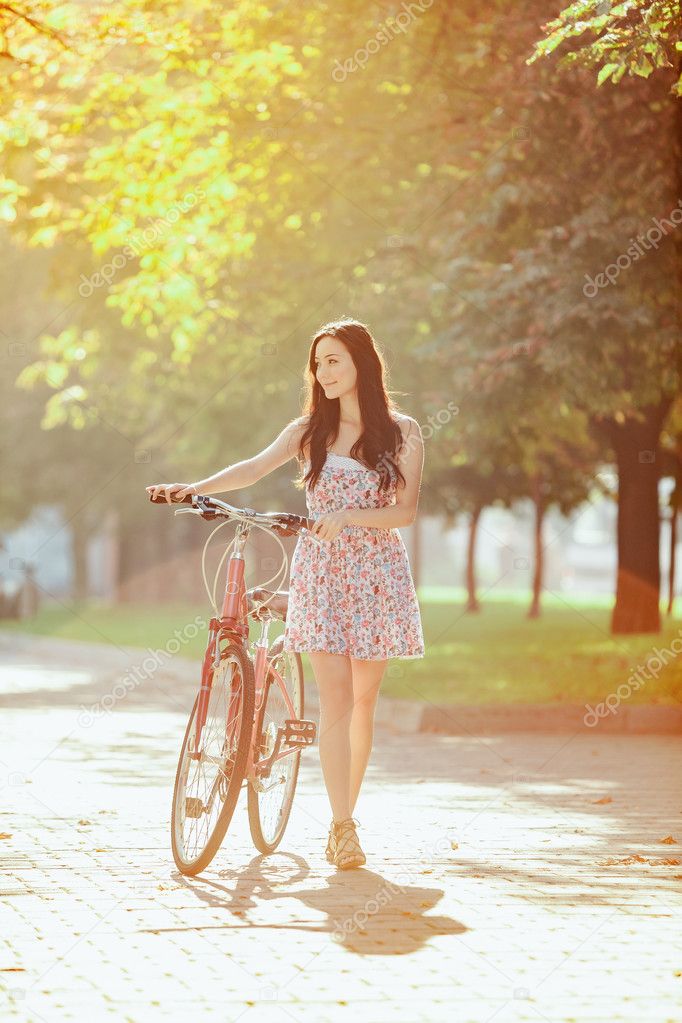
top-left (146, 318), bottom-right (425, 870)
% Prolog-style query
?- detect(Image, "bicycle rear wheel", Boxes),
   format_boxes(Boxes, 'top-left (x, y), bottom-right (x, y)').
top-left (171, 641), bottom-right (254, 875)
top-left (247, 635), bottom-right (304, 853)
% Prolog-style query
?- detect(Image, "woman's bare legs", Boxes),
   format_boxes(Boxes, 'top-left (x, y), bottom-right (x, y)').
top-left (348, 657), bottom-right (388, 815)
top-left (307, 651), bottom-right (355, 821)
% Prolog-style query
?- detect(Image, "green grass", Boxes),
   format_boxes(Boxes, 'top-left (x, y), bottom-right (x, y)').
top-left (2, 591), bottom-right (681, 707)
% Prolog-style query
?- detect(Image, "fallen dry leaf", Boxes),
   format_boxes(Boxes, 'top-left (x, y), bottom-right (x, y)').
top-left (592, 796), bottom-right (613, 804)
top-left (660, 836), bottom-right (678, 845)
top-left (599, 854), bottom-right (648, 866)
top-left (599, 854), bottom-right (680, 867)
top-left (0, 833), bottom-right (12, 840)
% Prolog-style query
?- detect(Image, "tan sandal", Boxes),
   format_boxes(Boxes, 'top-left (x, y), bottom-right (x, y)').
top-left (331, 817), bottom-right (366, 870)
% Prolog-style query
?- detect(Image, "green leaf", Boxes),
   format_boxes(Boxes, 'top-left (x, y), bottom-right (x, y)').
top-left (597, 62), bottom-right (620, 86)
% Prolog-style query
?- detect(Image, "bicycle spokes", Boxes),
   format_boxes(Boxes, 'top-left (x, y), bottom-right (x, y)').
top-left (174, 653), bottom-right (246, 864)
top-left (248, 645), bottom-right (310, 852)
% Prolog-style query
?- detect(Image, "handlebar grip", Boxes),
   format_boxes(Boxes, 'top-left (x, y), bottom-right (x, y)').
top-left (148, 492), bottom-right (194, 505)
top-left (264, 511), bottom-right (315, 533)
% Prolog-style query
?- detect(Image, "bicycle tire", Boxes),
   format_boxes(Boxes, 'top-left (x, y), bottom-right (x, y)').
top-left (171, 641), bottom-right (255, 875)
top-left (247, 635), bottom-right (304, 854)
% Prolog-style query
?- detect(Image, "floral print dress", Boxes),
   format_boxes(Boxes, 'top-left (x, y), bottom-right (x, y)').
top-left (282, 451), bottom-right (425, 660)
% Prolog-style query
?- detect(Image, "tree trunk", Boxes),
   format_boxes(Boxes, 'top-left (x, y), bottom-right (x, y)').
top-left (116, 512), bottom-right (161, 602)
top-left (607, 403), bottom-right (670, 634)
top-left (71, 516), bottom-right (89, 602)
top-left (667, 502), bottom-right (677, 617)
top-left (465, 505), bottom-right (482, 612)
top-left (666, 442), bottom-right (682, 616)
top-left (527, 476), bottom-right (545, 620)
top-left (115, 512), bottom-right (139, 603)
top-left (670, 74), bottom-right (682, 617)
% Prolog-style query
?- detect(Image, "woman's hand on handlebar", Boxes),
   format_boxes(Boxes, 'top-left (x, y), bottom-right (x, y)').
top-left (146, 482), bottom-right (199, 504)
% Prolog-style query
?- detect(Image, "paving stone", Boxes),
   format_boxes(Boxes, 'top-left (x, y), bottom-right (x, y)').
top-left (0, 634), bottom-right (681, 1022)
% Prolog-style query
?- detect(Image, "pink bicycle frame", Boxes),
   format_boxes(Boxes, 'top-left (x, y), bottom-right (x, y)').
top-left (191, 529), bottom-right (299, 774)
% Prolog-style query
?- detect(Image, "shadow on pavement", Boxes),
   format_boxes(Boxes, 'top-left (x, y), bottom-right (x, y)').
top-left (144, 852), bottom-right (467, 955)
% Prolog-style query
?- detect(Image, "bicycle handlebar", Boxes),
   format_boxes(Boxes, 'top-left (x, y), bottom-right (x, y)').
top-left (148, 491), bottom-right (315, 538)
top-left (148, 492), bottom-right (195, 505)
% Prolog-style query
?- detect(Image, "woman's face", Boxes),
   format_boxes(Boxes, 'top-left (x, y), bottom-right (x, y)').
top-left (314, 335), bottom-right (357, 399)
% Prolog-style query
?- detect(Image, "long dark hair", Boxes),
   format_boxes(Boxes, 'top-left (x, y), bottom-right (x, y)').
top-left (294, 318), bottom-right (408, 493)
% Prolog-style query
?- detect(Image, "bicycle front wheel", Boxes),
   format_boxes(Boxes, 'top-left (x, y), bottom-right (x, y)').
top-left (171, 641), bottom-right (254, 875)
top-left (247, 635), bottom-right (304, 853)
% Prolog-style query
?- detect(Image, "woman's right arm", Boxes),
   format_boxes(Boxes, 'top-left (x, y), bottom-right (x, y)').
top-left (145, 417), bottom-right (307, 503)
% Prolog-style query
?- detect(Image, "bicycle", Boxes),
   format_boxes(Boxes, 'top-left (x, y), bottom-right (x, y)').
top-left (148, 490), bottom-right (322, 875)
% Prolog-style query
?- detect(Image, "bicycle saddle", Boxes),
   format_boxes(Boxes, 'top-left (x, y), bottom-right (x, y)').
top-left (246, 586), bottom-right (289, 621)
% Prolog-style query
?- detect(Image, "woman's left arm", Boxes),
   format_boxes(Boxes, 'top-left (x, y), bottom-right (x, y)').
top-left (346, 417), bottom-right (424, 530)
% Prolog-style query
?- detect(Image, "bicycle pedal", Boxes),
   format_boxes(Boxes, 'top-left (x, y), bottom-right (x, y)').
top-left (185, 796), bottom-right (204, 818)
top-left (282, 718), bottom-right (316, 747)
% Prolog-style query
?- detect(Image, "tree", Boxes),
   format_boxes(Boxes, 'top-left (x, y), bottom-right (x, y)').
top-left (2, 0), bottom-right (445, 603)
top-left (530, 0), bottom-right (682, 95)
top-left (412, 0), bottom-right (678, 632)
top-left (2, 0), bottom-right (678, 632)
top-left (529, 0), bottom-right (682, 631)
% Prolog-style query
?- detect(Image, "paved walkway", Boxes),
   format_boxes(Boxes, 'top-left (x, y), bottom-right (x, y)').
top-left (0, 633), bottom-right (681, 1023)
